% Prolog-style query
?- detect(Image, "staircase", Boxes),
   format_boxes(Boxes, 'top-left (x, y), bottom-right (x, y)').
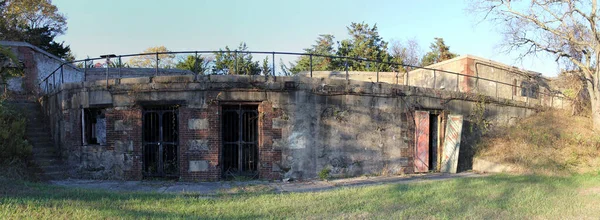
top-left (8, 100), bottom-right (69, 180)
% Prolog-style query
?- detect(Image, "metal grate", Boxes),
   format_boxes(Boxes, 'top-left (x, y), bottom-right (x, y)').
top-left (221, 104), bottom-right (259, 179)
top-left (142, 105), bottom-right (179, 178)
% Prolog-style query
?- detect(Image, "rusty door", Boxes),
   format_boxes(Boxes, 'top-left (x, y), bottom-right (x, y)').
top-left (414, 111), bottom-right (430, 173)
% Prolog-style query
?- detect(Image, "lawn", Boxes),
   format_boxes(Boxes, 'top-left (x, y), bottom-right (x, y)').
top-left (1, 173), bottom-right (599, 219)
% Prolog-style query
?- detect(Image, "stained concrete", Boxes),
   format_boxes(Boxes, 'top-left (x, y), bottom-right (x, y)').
top-left (42, 74), bottom-right (544, 180)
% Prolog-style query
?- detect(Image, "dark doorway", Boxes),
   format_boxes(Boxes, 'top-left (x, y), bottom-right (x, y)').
top-left (429, 113), bottom-right (440, 171)
top-left (221, 104), bottom-right (259, 179)
top-left (142, 106), bottom-right (179, 178)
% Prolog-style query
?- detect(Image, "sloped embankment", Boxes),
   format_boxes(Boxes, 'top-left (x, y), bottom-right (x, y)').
top-left (475, 110), bottom-right (600, 175)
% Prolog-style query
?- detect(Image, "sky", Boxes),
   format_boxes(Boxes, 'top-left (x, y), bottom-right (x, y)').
top-left (53, 0), bottom-right (561, 76)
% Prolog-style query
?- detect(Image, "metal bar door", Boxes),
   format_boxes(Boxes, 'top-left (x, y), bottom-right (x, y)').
top-left (222, 105), bottom-right (259, 178)
top-left (142, 106), bottom-right (179, 177)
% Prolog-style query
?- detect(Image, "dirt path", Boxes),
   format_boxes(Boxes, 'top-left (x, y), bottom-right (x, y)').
top-left (51, 172), bottom-right (487, 194)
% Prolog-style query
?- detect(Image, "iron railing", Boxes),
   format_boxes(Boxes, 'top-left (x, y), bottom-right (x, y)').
top-left (38, 50), bottom-right (566, 107)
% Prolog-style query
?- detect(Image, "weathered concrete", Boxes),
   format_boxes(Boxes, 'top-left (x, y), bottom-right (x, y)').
top-left (0, 41), bottom-right (82, 93)
top-left (41, 74), bottom-right (541, 181)
top-left (298, 71), bottom-right (401, 84)
top-left (406, 55), bottom-right (569, 109)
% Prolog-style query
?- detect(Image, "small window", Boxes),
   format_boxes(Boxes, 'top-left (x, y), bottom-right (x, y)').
top-left (529, 85), bottom-right (539, 99)
top-left (520, 81), bottom-right (529, 97)
top-left (513, 79), bottom-right (517, 96)
top-left (83, 108), bottom-right (106, 145)
top-left (520, 81), bottom-right (539, 99)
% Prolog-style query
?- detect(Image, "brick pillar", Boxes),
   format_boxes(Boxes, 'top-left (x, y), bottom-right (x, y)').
top-left (105, 106), bottom-right (143, 180)
top-left (258, 101), bottom-right (283, 180)
top-left (179, 103), bottom-right (220, 181)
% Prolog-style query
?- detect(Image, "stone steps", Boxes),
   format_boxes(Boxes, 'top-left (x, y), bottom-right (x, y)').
top-left (6, 100), bottom-right (69, 180)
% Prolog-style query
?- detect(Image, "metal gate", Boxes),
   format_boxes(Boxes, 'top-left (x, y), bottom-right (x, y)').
top-left (142, 106), bottom-right (179, 177)
top-left (221, 104), bottom-right (259, 178)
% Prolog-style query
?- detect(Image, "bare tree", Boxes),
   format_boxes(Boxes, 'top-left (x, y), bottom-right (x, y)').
top-left (472, 0), bottom-right (600, 131)
top-left (390, 38), bottom-right (422, 67)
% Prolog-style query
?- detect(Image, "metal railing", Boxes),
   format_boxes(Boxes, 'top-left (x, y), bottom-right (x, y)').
top-left (38, 50), bottom-right (566, 107)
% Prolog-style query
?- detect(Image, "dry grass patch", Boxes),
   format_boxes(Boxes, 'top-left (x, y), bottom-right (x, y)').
top-left (476, 110), bottom-right (600, 175)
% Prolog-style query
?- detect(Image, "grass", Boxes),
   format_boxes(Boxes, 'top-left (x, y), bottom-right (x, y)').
top-left (1, 173), bottom-right (600, 219)
top-left (476, 109), bottom-right (600, 175)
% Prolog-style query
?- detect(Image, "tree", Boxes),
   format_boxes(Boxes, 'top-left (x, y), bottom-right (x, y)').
top-left (290, 34), bottom-right (336, 73)
top-left (0, 45), bottom-right (22, 83)
top-left (213, 42), bottom-right (261, 75)
top-left (390, 38), bottom-right (422, 70)
top-left (261, 56), bottom-right (271, 75)
top-left (0, 0), bottom-right (71, 59)
top-left (128, 46), bottom-right (176, 68)
top-left (175, 54), bottom-right (213, 74)
top-left (472, 0), bottom-right (600, 131)
top-left (421, 38), bottom-right (458, 66)
top-left (334, 22), bottom-right (392, 71)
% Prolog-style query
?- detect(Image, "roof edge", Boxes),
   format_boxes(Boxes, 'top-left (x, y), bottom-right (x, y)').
top-left (0, 41), bottom-right (79, 70)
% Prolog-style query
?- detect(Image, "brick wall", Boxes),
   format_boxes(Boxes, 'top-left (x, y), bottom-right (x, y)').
top-left (179, 102), bottom-right (220, 181)
top-left (105, 107), bottom-right (143, 180)
top-left (257, 102), bottom-right (283, 180)
top-left (178, 99), bottom-right (283, 181)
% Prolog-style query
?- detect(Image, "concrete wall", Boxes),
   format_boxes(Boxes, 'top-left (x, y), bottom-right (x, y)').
top-left (406, 55), bottom-right (569, 109)
top-left (0, 41), bottom-right (83, 94)
top-left (84, 68), bottom-right (193, 81)
top-left (298, 71), bottom-right (402, 85)
top-left (41, 74), bottom-right (539, 181)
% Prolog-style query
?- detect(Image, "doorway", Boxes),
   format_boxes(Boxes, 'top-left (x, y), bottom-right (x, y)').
top-left (414, 110), bottom-right (444, 173)
top-left (142, 105), bottom-right (179, 178)
top-left (221, 104), bottom-right (259, 179)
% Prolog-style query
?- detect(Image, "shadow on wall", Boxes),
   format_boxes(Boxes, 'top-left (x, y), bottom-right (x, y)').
top-left (458, 120), bottom-right (485, 172)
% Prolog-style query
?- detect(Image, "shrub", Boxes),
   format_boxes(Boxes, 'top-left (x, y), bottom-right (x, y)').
top-left (318, 168), bottom-right (331, 180)
top-left (0, 100), bottom-right (32, 161)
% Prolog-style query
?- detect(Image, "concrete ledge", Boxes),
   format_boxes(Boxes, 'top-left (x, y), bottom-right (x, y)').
top-left (84, 79), bottom-right (118, 87)
top-left (153, 75), bottom-right (195, 83)
top-left (120, 77), bottom-right (151, 85)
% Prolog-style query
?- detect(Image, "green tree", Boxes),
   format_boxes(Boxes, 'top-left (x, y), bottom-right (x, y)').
top-left (421, 38), bottom-right (458, 66)
top-left (261, 56), bottom-right (271, 75)
top-left (0, 0), bottom-right (71, 59)
top-left (290, 34), bottom-right (336, 73)
top-left (334, 22), bottom-right (392, 71)
top-left (213, 42), bottom-right (260, 75)
top-left (175, 54), bottom-right (213, 74)
top-left (0, 45), bottom-right (22, 84)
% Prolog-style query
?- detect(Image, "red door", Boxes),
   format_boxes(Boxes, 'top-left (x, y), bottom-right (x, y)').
top-left (414, 111), bottom-right (429, 173)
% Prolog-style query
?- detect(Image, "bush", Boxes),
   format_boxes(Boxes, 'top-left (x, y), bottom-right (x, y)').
top-left (318, 168), bottom-right (331, 180)
top-left (0, 100), bottom-right (32, 161)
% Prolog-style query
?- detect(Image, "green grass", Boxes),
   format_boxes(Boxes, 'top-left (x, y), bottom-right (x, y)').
top-left (1, 173), bottom-right (600, 219)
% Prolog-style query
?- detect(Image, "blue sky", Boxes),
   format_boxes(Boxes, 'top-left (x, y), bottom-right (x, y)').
top-left (53, 0), bottom-right (560, 76)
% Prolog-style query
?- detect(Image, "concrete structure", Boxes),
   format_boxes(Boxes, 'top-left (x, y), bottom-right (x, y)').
top-left (405, 55), bottom-right (565, 108)
top-left (41, 74), bottom-right (541, 180)
top-left (0, 41), bottom-right (82, 94)
top-left (1, 42), bottom-right (569, 181)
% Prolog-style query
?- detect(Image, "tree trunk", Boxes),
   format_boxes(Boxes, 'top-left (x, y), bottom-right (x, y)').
top-left (589, 86), bottom-right (600, 132)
